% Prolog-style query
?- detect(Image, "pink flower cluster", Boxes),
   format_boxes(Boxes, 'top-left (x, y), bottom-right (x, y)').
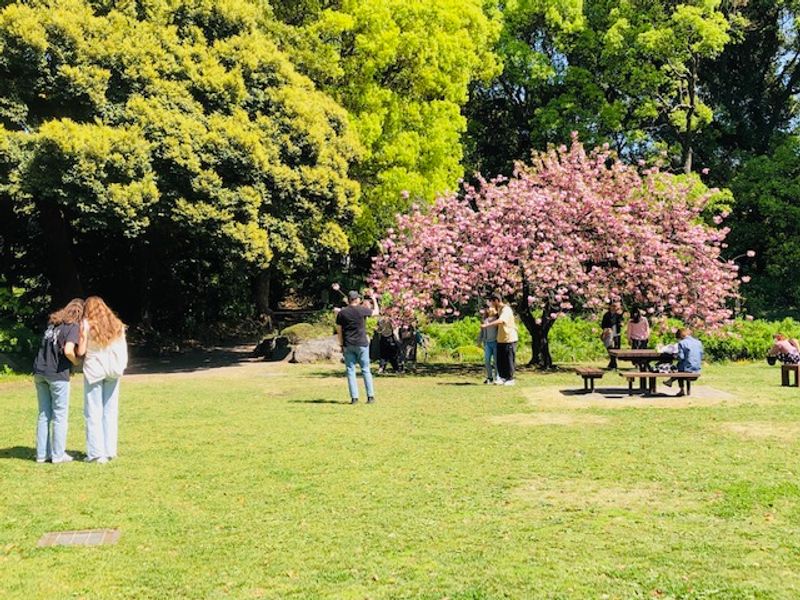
top-left (370, 138), bottom-right (740, 330)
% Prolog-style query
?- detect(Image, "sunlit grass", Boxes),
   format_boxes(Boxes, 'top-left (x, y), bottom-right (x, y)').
top-left (1, 361), bottom-right (799, 598)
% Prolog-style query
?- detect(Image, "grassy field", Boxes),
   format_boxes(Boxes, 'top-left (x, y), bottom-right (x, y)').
top-left (1, 359), bottom-right (800, 599)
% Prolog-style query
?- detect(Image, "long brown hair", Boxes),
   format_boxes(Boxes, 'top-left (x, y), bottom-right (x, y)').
top-left (83, 296), bottom-right (125, 347)
top-left (49, 298), bottom-right (84, 326)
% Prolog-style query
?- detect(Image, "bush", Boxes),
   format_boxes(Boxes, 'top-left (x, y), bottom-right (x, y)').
top-left (0, 280), bottom-right (37, 357)
top-left (281, 322), bottom-right (332, 344)
top-left (453, 345), bottom-right (484, 361)
top-left (420, 313), bottom-right (800, 364)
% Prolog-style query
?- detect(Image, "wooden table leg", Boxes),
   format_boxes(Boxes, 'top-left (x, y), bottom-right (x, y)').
top-left (782, 367), bottom-right (789, 387)
top-left (649, 377), bottom-right (656, 395)
top-left (628, 378), bottom-right (633, 395)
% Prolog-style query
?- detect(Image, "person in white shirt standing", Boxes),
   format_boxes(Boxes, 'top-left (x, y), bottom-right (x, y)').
top-left (481, 293), bottom-right (519, 386)
top-left (77, 296), bottom-right (128, 463)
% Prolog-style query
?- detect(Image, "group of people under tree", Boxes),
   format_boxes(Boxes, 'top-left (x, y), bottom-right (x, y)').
top-left (32, 297), bottom-right (128, 464)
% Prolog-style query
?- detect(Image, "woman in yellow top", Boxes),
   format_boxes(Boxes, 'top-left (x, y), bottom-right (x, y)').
top-left (481, 292), bottom-right (518, 386)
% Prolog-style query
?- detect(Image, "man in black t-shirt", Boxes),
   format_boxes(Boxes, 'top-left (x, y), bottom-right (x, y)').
top-left (335, 290), bottom-right (380, 404)
top-left (601, 301), bottom-right (624, 369)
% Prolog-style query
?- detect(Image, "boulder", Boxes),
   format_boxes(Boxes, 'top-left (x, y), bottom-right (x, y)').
top-left (290, 335), bottom-right (343, 364)
top-left (253, 336), bottom-right (292, 362)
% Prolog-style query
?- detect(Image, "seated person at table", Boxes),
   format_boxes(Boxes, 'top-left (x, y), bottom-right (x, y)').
top-left (664, 328), bottom-right (703, 394)
top-left (626, 308), bottom-right (650, 349)
top-left (767, 333), bottom-right (800, 365)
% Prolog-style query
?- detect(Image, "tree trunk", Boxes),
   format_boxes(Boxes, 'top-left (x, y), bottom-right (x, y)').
top-left (35, 199), bottom-right (83, 304)
top-left (682, 56), bottom-right (698, 175)
top-left (515, 300), bottom-right (554, 369)
top-left (255, 268), bottom-right (272, 314)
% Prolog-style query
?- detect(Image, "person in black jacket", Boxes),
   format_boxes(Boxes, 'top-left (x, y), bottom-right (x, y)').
top-left (601, 301), bottom-right (624, 369)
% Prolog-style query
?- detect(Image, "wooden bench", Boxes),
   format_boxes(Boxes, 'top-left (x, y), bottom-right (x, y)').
top-left (782, 364), bottom-right (800, 387)
top-left (576, 367), bottom-right (604, 393)
top-left (619, 371), bottom-right (700, 396)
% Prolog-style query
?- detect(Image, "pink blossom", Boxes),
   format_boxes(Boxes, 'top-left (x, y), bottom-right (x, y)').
top-left (741, 276), bottom-right (751, 283)
top-left (701, 168), bottom-right (710, 175)
top-left (745, 315), bottom-right (754, 321)
top-left (369, 137), bottom-right (739, 335)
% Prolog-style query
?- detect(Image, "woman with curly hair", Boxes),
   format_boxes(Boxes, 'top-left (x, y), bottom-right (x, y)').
top-left (33, 298), bottom-right (84, 463)
top-left (77, 296), bottom-right (128, 463)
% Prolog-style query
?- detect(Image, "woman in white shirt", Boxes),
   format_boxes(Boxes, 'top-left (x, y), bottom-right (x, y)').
top-left (77, 296), bottom-right (128, 463)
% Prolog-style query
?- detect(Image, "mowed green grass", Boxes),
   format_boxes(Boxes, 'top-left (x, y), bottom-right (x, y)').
top-left (1, 361), bottom-right (800, 599)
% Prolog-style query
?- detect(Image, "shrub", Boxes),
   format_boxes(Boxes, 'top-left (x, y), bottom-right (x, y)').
top-left (453, 345), bottom-right (484, 362)
top-left (281, 323), bottom-right (331, 344)
top-left (420, 314), bottom-right (800, 364)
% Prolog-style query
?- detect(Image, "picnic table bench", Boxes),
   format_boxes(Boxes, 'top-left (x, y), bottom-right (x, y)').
top-left (575, 367), bottom-right (604, 392)
top-left (619, 371), bottom-right (700, 396)
top-left (782, 364), bottom-right (800, 387)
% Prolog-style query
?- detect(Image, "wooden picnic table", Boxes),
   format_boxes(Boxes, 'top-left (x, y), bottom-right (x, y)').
top-left (608, 348), bottom-right (672, 390)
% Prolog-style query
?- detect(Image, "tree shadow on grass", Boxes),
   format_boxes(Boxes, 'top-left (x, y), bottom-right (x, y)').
top-left (309, 363), bottom-right (573, 379)
top-left (126, 344), bottom-right (277, 375)
top-left (0, 446), bottom-right (88, 461)
top-left (287, 398), bottom-right (352, 405)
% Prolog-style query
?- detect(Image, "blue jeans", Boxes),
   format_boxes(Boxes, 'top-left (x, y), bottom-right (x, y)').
top-left (34, 375), bottom-right (71, 462)
top-left (483, 340), bottom-right (498, 380)
top-left (343, 345), bottom-right (375, 400)
top-left (84, 377), bottom-right (121, 460)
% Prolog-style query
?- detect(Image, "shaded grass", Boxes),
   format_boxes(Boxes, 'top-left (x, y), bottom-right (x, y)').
top-left (1, 362), bottom-right (799, 598)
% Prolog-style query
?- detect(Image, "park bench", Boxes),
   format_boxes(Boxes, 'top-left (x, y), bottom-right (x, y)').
top-left (619, 371), bottom-right (700, 396)
top-left (782, 364), bottom-right (800, 387)
top-left (575, 367), bottom-right (604, 393)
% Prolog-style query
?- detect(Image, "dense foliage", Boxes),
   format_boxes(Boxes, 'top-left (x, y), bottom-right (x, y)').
top-left (1, 0), bottom-right (799, 341)
top-left (0, 0), bottom-right (359, 330)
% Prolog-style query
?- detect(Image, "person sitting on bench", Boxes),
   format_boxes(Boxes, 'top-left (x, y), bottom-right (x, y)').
top-left (767, 333), bottom-right (800, 365)
top-left (664, 328), bottom-right (703, 395)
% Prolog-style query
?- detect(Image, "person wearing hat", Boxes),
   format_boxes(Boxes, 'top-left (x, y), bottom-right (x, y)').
top-left (335, 289), bottom-right (380, 404)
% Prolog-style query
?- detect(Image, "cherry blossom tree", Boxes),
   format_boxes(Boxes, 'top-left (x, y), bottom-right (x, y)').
top-left (369, 136), bottom-right (742, 368)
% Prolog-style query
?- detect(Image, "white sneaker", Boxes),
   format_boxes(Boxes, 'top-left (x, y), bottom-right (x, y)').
top-left (52, 453), bottom-right (74, 464)
top-left (84, 456), bottom-right (108, 464)
top-left (493, 378), bottom-right (506, 385)
top-left (36, 457), bottom-right (49, 464)
top-left (504, 379), bottom-right (516, 386)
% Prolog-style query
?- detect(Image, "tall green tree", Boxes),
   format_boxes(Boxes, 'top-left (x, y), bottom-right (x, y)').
top-left (272, 0), bottom-right (502, 251)
top-left (0, 0), bottom-right (359, 327)
top-left (467, 0), bottom-right (740, 175)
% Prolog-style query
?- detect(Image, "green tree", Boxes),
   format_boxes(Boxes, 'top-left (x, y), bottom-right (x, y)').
top-left (0, 0), bottom-right (359, 328)
top-left (466, 0), bottom-right (740, 175)
top-left (728, 136), bottom-right (800, 314)
top-left (272, 0), bottom-right (502, 251)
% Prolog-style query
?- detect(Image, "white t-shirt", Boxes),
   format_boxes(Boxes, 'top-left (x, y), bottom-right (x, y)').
top-left (83, 333), bottom-right (128, 384)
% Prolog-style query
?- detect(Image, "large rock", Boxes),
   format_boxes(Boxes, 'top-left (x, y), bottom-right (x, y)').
top-left (290, 335), bottom-right (343, 364)
top-left (253, 336), bottom-right (292, 362)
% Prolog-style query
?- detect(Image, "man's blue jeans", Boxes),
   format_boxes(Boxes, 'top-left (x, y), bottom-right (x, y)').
top-left (344, 345), bottom-right (375, 400)
top-left (483, 340), bottom-right (498, 381)
top-left (34, 375), bottom-right (71, 462)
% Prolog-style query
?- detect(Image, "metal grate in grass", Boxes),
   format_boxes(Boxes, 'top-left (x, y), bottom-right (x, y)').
top-left (37, 529), bottom-right (120, 547)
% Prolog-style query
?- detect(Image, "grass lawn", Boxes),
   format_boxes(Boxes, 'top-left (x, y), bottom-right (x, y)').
top-left (1, 359), bottom-right (800, 599)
